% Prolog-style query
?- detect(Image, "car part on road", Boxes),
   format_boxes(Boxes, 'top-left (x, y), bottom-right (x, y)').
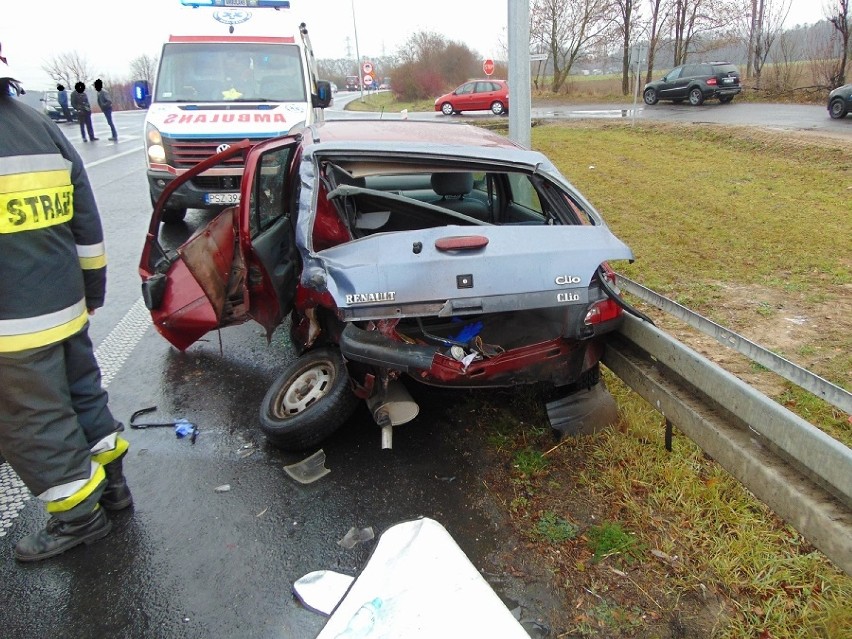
top-left (283, 449), bottom-right (331, 484)
top-left (130, 406), bottom-right (198, 443)
top-left (260, 348), bottom-right (359, 450)
top-left (365, 380), bottom-right (419, 449)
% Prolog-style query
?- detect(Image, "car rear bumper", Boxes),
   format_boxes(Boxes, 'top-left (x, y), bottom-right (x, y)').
top-left (339, 322), bottom-right (598, 388)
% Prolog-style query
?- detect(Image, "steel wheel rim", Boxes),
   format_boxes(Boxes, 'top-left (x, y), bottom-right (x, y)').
top-left (277, 363), bottom-right (334, 416)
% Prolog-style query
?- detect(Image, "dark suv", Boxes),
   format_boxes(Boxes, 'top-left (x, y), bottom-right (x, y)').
top-left (643, 62), bottom-right (741, 106)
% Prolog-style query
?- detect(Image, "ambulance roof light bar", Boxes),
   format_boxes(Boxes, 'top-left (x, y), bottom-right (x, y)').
top-left (181, 1), bottom-right (291, 8)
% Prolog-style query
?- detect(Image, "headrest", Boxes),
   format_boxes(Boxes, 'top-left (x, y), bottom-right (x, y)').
top-left (431, 172), bottom-right (473, 197)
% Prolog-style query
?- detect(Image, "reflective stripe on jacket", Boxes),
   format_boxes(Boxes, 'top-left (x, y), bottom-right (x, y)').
top-left (0, 97), bottom-right (107, 352)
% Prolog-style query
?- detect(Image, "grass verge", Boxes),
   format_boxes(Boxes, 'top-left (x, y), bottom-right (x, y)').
top-left (462, 122), bottom-right (850, 638)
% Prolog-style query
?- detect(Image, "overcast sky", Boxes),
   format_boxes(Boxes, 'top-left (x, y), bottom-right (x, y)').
top-left (4, 0), bottom-right (828, 89)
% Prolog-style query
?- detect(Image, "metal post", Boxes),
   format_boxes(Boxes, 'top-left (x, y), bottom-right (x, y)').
top-left (508, 0), bottom-right (531, 148)
top-left (351, 0), bottom-right (364, 102)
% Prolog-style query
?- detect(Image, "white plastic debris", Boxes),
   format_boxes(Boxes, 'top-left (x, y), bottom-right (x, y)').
top-left (338, 526), bottom-right (375, 549)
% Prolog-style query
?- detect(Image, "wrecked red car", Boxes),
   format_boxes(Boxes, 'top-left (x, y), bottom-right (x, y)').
top-left (140, 120), bottom-right (634, 450)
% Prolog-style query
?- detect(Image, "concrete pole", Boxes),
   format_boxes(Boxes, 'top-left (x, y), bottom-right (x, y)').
top-left (351, 0), bottom-right (364, 102)
top-left (508, 0), bottom-right (531, 149)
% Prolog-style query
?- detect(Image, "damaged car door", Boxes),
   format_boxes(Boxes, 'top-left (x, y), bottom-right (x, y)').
top-left (139, 136), bottom-right (301, 350)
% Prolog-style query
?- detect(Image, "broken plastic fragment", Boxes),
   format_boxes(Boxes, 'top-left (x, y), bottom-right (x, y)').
top-left (214, 484), bottom-right (231, 493)
top-left (293, 570), bottom-right (355, 615)
top-left (338, 526), bottom-right (375, 549)
top-left (284, 449), bottom-right (330, 484)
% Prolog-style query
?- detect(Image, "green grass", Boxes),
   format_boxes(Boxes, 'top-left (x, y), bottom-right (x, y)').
top-left (467, 122), bottom-right (851, 639)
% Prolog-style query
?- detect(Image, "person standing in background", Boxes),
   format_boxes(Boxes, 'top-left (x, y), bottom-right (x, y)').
top-left (70, 81), bottom-right (97, 142)
top-left (56, 84), bottom-right (71, 122)
top-left (93, 79), bottom-right (117, 142)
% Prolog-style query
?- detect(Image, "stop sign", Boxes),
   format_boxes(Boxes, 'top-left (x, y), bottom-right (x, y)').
top-left (483, 59), bottom-right (495, 76)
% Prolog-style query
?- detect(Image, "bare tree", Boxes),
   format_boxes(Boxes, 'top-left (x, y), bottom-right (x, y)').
top-left (42, 51), bottom-right (92, 87)
top-left (670, 0), bottom-right (738, 66)
top-left (751, 0), bottom-right (792, 88)
top-left (825, 0), bottom-right (851, 86)
top-left (129, 54), bottom-right (159, 86)
top-left (615, 0), bottom-right (639, 94)
top-left (530, 0), bottom-right (613, 93)
top-left (645, 0), bottom-right (671, 87)
top-left (392, 31), bottom-right (479, 100)
top-left (764, 29), bottom-right (802, 90)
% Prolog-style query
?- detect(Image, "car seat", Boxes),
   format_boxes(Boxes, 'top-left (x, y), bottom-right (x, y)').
top-left (430, 173), bottom-right (490, 220)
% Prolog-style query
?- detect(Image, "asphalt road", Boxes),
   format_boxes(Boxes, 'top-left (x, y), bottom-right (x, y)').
top-left (0, 100), bottom-right (846, 638)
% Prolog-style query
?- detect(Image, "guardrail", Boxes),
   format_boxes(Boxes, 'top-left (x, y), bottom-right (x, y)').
top-left (602, 276), bottom-right (852, 577)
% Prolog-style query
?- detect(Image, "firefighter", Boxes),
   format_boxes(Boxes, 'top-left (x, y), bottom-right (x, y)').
top-left (0, 47), bottom-right (133, 562)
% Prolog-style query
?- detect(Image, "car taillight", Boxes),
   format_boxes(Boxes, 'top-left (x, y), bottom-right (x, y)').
top-left (585, 298), bottom-right (622, 325)
top-left (707, 78), bottom-right (718, 86)
top-left (585, 264), bottom-right (623, 325)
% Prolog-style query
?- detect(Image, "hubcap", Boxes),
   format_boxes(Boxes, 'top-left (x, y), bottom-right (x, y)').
top-left (279, 364), bottom-right (333, 415)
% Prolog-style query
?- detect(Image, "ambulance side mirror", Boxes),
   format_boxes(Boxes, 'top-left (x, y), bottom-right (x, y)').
top-left (313, 80), bottom-right (332, 109)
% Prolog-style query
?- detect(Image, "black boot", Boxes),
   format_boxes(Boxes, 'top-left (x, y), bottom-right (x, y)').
top-left (14, 508), bottom-right (112, 562)
top-left (100, 453), bottom-right (133, 511)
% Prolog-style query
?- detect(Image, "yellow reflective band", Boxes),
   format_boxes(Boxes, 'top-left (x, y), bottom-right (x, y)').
top-left (79, 254), bottom-right (107, 270)
top-left (92, 436), bottom-right (130, 466)
top-left (0, 169), bottom-right (71, 194)
top-left (0, 307), bottom-right (89, 353)
top-left (46, 464), bottom-right (107, 514)
top-left (0, 185), bottom-right (74, 233)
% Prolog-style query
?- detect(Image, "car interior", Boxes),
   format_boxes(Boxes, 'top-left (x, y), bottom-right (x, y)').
top-left (318, 160), bottom-right (594, 242)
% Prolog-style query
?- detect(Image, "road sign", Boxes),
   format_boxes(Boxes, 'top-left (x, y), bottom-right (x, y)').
top-left (362, 61), bottom-right (373, 75)
top-left (363, 74), bottom-right (373, 87)
top-left (483, 59), bottom-right (495, 76)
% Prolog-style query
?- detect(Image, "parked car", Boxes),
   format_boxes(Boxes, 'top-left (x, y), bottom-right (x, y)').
top-left (643, 62), bottom-right (741, 106)
top-left (139, 120), bottom-right (634, 451)
top-left (827, 83), bottom-right (852, 119)
top-left (435, 79), bottom-right (509, 116)
top-left (41, 90), bottom-right (76, 122)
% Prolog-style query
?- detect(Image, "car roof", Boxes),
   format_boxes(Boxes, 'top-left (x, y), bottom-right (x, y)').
top-left (307, 119), bottom-right (522, 150)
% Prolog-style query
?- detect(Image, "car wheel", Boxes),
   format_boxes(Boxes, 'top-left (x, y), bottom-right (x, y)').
top-left (829, 97), bottom-right (848, 119)
top-left (161, 207), bottom-right (187, 224)
top-left (490, 100), bottom-right (505, 115)
top-left (689, 87), bottom-right (705, 106)
top-left (441, 102), bottom-right (454, 116)
top-left (259, 347), bottom-right (359, 451)
top-left (719, 95), bottom-right (734, 104)
top-left (643, 88), bottom-right (658, 105)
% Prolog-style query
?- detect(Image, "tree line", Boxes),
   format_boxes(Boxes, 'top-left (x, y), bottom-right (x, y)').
top-left (41, 0), bottom-right (849, 107)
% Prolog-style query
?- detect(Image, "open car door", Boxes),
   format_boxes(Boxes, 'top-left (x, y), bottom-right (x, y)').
top-left (139, 136), bottom-right (301, 351)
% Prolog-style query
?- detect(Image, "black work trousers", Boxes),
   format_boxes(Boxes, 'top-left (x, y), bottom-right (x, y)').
top-left (0, 325), bottom-right (120, 499)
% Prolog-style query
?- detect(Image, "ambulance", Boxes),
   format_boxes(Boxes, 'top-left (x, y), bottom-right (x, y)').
top-left (137, 0), bottom-right (332, 223)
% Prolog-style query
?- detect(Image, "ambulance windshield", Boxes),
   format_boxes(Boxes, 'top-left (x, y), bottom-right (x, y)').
top-left (155, 42), bottom-right (306, 103)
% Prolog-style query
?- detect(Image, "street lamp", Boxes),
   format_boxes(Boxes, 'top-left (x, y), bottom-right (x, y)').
top-left (351, 0), bottom-right (364, 102)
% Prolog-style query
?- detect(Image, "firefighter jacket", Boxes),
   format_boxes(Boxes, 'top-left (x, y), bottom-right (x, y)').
top-left (0, 95), bottom-right (107, 353)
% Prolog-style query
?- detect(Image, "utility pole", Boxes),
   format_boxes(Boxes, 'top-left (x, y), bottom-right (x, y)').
top-left (508, 0), bottom-right (531, 149)
top-left (351, 0), bottom-right (364, 102)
